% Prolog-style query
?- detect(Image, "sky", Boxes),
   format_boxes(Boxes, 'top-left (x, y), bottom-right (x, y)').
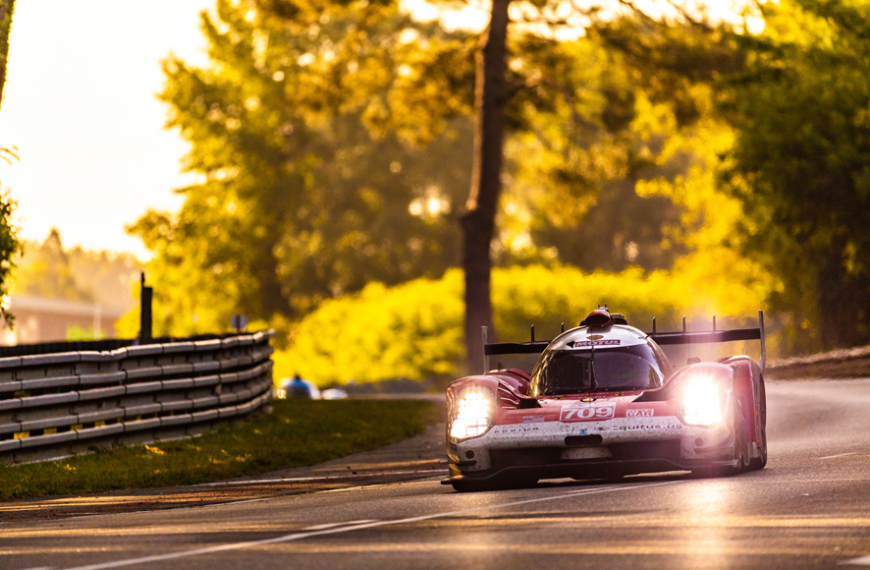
top-left (0, 1), bottom-right (212, 259)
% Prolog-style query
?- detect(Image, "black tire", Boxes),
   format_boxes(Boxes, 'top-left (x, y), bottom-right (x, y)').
top-left (724, 399), bottom-right (750, 476)
top-left (451, 479), bottom-right (497, 493)
top-left (749, 377), bottom-right (768, 470)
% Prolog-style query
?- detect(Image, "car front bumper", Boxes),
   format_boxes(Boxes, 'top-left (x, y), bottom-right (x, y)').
top-left (446, 415), bottom-right (740, 482)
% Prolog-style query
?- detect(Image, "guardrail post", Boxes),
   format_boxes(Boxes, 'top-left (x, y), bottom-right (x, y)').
top-left (139, 272), bottom-right (152, 343)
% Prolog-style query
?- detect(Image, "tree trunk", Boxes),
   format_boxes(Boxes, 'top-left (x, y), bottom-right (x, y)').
top-left (462, 0), bottom-right (510, 375)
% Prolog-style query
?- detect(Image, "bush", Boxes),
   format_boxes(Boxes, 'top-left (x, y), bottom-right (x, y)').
top-left (277, 262), bottom-right (765, 386)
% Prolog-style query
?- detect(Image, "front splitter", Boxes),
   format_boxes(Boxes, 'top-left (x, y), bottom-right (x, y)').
top-left (444, 455), bottom-right (741, 484)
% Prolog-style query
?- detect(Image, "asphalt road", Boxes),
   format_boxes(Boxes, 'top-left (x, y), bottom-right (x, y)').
top-left (2, 379), bottom-right (870, 570)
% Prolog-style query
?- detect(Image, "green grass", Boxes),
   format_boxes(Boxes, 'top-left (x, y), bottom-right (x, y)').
top-left (0, 399), bottom-right (443, 501)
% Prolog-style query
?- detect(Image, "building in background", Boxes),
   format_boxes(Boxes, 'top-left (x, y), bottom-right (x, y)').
top-left (0, 295), bottom-right (127, 344)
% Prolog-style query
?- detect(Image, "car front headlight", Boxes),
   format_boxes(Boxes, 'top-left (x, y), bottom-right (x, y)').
top-left (681, 375), bottom-right (724, 427)
top-left (449, 387), bottom-right (494, 440)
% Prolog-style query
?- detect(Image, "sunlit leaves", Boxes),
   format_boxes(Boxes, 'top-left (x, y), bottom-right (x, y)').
top-left (721, 0), bottom-right (870, 350)
top-left (281, 262), bottom-right (765, 385)
top-left (131, 0), bottom-right (472, 336)
top-left (0, 190), bottom-right (18, 325)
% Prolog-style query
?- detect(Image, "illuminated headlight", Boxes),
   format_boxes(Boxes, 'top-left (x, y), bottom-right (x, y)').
top-left (449, 388), bottom-right (493, 440)
top-left (681, 375), bottom-right (723, 427)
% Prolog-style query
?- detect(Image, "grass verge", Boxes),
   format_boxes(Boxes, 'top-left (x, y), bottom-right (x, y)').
top-left (0, 399), bottom-right (443, 501)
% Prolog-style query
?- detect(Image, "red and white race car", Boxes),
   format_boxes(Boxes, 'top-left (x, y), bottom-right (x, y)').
top-left (444, 308), bottom-right (768, 492)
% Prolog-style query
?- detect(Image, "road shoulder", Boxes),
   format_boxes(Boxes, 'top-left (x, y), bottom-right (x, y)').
top-left (0, 422), bottom-right (447, 523)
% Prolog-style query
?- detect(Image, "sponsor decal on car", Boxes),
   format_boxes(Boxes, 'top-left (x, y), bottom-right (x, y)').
top-left (572, 339), bottom-right (621, 347)
top-left (523, 416), bottom-right (545, 423)
top-left (560, 402), bottom-right (616, 422)
top-left (626, 408), bottom-right (654, 417)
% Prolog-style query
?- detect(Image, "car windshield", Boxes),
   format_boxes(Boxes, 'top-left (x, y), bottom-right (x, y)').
top-left (528, 345), bottom-right (664, 396)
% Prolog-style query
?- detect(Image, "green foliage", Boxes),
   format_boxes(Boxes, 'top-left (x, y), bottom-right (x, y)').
top-left (718, 0), bottom-right (870, 351)
top-left (66, 325), bottom-right (107, 342)
top-left (282, 263), bottom-right (764, 386)
top-left (0, 1), bottom-right (21, 328)
top-left (586, 4), bottom-right (870, 354)
top-left (135, 0), bottom-right (810, 367)
top-left (0, 399), bottom-right (441, 500)
top-left (0, 0), bottom-right (15, 112)
top-left (131, 0), bottom-right (473, 337)
top-left (0, 189), bottom-right (18, 325)
top-left (135, 1), bottom-right (732, 342)
top-left (11, 229), bottom-right (92, 303)
top-left (276, 271), bottom-right (464, 383)
top-left (500, 35), bottom-right (688, 271)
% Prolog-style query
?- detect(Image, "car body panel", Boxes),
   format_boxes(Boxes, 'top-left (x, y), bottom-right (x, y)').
top-left (445, 311), bottom-right (767, 487)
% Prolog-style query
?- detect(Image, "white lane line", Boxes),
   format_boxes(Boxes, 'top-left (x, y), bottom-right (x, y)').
top-left (842, 554), bottom-right (870, 565)
top-left (222, 499), bottom-right (267, 506)
top-left (54, 480), bottom-right (681, 570)
top-left (191, 469), bottom-right (449, 487)
top-left (819, 452), bottom-right (859, 460)
top-left (321, 485), bottom-right (370, 494)
top-left (303, 520), bottom-right (378, 531)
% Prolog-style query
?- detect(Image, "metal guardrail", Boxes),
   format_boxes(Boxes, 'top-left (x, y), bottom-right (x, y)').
top-left (0, 330), bottom-right (274, 464)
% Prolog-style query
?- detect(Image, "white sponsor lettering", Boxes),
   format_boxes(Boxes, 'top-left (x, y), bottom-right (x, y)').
top-left (626, 408), bottom-right (654, 418)
top-left (573, 339), bottom-right (621, 347)
top-left (560, 403), bottom-right (615, 422)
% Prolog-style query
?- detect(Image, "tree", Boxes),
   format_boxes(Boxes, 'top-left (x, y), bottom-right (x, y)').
top-left (11, 229), bottom-right (140, 312)
top-left (462, 0), bottom-right (510, 373)
top-left (10, 230), bottom-right (92, 303)
top-left (587, 0), bottom-right (870, 353)
top-left (719, 0), bottom-right (870, 351)
top-left (143, 0), bottom-right (778, 368)
top-left (0, 0), bottom-right (21, 326)
top-left (459, 0), bottom-right (718, 371)
top-left (132, 0), bottom-right (474, 336)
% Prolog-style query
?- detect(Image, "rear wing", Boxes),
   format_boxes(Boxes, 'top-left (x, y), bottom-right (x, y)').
top-left (646, 310), bottom-right (766, 372)
top-left (480, 310), bottom-right (767, 374)
top-left (481, 325), bottom-right (549, 373)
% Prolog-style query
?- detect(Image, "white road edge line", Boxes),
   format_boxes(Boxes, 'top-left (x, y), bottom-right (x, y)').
top-left (321, 475), bottom-right (447, 494)
top-left (320, 485), bottom-right (370, 494)
top-left (53, 480), bottom-right (681, 570)
top-left (303, 519), bottom-right (378, 531)
top-left (222, 499), bottom-right (267, 506)
top-left (819, 452), bottom-right (858, 460)
top-left (191, 469), bottom-right (450, 487)
top-left (842, 554), bottom-right (870, 565)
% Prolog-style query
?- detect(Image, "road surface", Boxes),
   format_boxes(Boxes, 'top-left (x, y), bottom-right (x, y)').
top-left (1, 379), bottom-right (869, 570)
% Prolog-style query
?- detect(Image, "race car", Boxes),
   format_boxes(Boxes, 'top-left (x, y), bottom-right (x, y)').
top-left (444, 307), bottom-right (768, 492)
